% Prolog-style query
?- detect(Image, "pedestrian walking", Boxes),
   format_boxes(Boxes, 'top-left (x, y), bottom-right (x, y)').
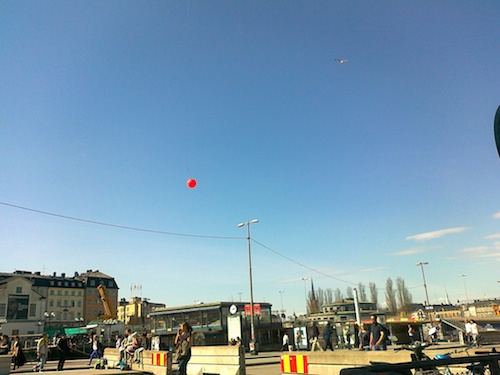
top-left (11, 336), bottom-right (26, 370)
top-left (56, 333), bottom-right (72, 371)
top-left (88, 334), bottom-right (103, 366)
top-left (33, 333), bottom-right (49, 372)
top-left (308, 322), bottom-right (323, 351)
top-left (369, 315), bottom-right (388, 351)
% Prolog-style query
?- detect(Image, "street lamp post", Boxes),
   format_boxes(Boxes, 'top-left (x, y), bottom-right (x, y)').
top-left (278, 290), bottom-right (285, 321)
top-left (416, 262), bottom-right (430, 306)
top-left (237, 218), bottom-right (259, 354)
top-left (301, 277), bottom-right (309, 313)
top-left (459, 274), bottom-right (470, 304)
top-left (44, 311), bottom-right (55, 331)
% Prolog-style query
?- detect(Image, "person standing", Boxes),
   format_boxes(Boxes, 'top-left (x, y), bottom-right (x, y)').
top-left (358, 323), bottom-right (370, 350)
top-left (281, 331), bottom-right (290, 351)
top-left (295, 330), bottom-right (302, 351)
top-left (175, 322), bottom-right (193, 375)
top-left (323, 322), bottom-right (334, 351)
top-left (470, 320), bottom-right (479, 347)
top-left (11, 336), bottom-right (26, 370)
top-left (57, 333), bottom-right (72, 371)
top-left (408, 324), bottom-right (415, 344)
top-left (34, 333), bottom-right (49, 372)
top-left (464, 319), bottom-right (472, 345)
top-left (369, 315), bottom-right (388, 351)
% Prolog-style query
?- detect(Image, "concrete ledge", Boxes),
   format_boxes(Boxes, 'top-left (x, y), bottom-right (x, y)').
top-left (0, 355), bottom-right (10, 375)
top-left (282, 347), bottom-right (487, 375)
top-left (103, 348), bottom-right (172, 375)
top-left (187, 346), bottom-right (246, 375)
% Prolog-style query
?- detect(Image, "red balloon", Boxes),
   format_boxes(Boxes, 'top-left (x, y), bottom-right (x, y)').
top-left (187, 178), bottom-right (197, 188)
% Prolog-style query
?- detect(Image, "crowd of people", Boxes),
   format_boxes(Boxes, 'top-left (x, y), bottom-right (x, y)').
top-left (0, 321), bottom-right (194, 373)
top-left (280, 315), bottom-right (392, 352)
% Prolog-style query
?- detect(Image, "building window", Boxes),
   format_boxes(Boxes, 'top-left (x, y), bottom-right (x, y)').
top-left (16, 287), bottom-right (22, 293)
top-left (57, 300), bottom-right (61, 307)
top-left (50, 281), bottom-right (54, 286)
top-left (90, 280), bottom-right (96, 287)
top-left (50, 290), bottom-right (54, 295)
top-left (78, 301), bottom-right (81, 308)
top-left (65, 291), bottom-right (68, 296)
top-left (71, 291), bottom-right (75, 296)
top-left (29, 304), bottom-right (36, 317)
top-left (64, 282), bottom-right (68, 287)
top-left (57, 281), bottom-right (62, 286)
top-left (57, 291), bottom-right (61, 296)
top-left (49, 300), bottom-right (54, 307)
top-left (0, 304), bottom-right (6, 317)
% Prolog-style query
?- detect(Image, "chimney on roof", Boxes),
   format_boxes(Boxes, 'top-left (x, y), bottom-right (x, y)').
top-left (53, 272), bottom-right (56, 277)
top-left (61, 273), bottom-right (66, 278)
top-left (74, 272), bottom-right (79, 277)
top-left (35, 272), bottom-right (41, 275)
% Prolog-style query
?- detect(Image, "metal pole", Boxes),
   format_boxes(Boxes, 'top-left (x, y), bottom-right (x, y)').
top-left (238, 219), bottom-right (259, 354)
top-left (301, 277), bottom-right (309, 313)
top-left (460, 274), bottom-right (469, 304)
top-left (353, 288), bottom-right (361, 326)
top-left (417, 262), bottom-right (430, 306)
top-left (246, 223), bottom-right (256, 348)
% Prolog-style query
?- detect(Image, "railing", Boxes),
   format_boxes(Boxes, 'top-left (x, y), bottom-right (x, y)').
top-left (340, 354), bottom-right (500, 375)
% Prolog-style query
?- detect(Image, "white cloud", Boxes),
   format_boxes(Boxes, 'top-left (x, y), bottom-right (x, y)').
top-left (393, 247), bottom-right (428, 256)
top-left (484, 234), bottom-right (500, 240)
top-left (460, 246), bottom-right (488, 253)
top-left (406, 227), bottom-right (469, 242)
top-left (492, 212), bottom-right (500, 219)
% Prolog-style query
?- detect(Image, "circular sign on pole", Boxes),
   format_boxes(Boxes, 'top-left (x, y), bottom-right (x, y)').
top-left (494, 105), bottom-right (500, 159)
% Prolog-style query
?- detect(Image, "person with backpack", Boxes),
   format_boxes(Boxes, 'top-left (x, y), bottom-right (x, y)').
top-left (369, 315), bottom-right (388, 351)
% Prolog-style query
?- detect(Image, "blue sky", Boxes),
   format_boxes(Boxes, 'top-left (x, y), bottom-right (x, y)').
top-left (1, 1), bottom-right (500, 315)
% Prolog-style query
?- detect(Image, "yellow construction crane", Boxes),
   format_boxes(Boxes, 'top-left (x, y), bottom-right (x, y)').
top-left (97, 284), bottom-right (116, 319)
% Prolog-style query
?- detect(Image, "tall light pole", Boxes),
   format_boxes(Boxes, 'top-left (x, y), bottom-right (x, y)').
top-left (459, 274), bottom-right (469, 304)
top-left (238, 218), bottom-right (259, 354)
top-left (416, 262), bottom-right (430, 306)
top-left (301, 277), bottom-right (309, 313)
top-left (278, 290), bottom-right (285, 314)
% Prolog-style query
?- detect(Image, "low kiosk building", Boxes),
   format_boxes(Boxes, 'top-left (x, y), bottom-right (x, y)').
top-left (149, 301), bottom-right (281, 350)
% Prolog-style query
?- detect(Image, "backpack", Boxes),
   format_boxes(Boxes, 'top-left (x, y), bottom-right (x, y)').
top-left (94, 358), bottom-right (108, 369)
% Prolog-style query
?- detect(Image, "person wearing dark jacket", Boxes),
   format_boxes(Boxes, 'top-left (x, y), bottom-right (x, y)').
top-left (57, 333), bottom-right (72, 371)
